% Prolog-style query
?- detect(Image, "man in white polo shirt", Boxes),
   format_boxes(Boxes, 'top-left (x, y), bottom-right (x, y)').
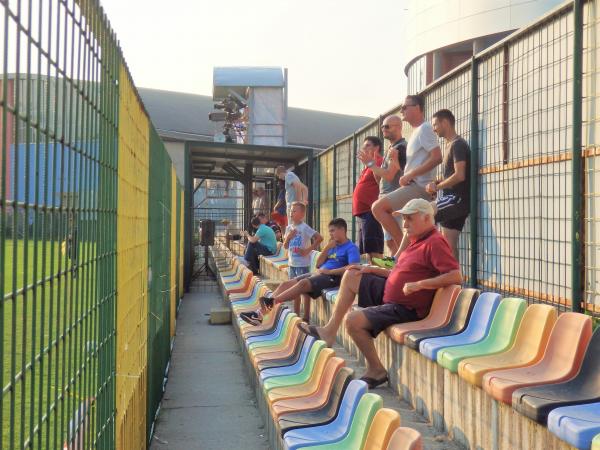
top-left (372, 94), bottom-right (442, 256)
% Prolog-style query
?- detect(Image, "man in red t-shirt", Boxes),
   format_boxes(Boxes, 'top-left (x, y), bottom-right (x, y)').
top-left (299, 198), bottom-right (462, 388)
top-left (353, 136), bottom-right (385, 261)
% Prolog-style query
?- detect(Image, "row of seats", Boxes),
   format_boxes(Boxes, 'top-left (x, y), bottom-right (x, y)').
top-left (214, 245), bottom-right (424, 450)
top-left (219, 242), bottom-right (600, 449)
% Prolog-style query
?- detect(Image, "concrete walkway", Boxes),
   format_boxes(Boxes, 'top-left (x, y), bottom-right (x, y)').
top-left (150, 289), bottom-right (270, 450)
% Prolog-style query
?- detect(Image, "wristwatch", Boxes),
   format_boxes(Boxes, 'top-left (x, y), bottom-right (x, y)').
top-left (367, 161), bottom-right (375, 168)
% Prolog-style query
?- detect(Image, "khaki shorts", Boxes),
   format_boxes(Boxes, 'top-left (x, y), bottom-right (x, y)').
top-left (384, 182), bottom-right (433, 211)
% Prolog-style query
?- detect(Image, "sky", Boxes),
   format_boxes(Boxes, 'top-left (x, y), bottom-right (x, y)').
top-left (100, 0), bottom-right (409, 118)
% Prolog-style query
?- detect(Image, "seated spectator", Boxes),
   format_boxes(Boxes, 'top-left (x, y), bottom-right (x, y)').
top-left (354, 136), bottom-right (385, 262)
top-left (257, 212), bottom-right (282, 241)
top-left (243, 216), bottom-right (278, 274)
top-left (372, 95), bottom-right (442, 255)
top-left (299, 198), bottom-right (462, 388)
top-left (426, 109), bottom-right (471, 260)
top-left (240, 218), bottom-right (359, 326)
top-left (282, 202), bottom-right (323, 321)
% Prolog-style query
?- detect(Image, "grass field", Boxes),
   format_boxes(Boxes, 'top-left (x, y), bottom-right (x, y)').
top-left (2, 239), bottom-right (99, 449)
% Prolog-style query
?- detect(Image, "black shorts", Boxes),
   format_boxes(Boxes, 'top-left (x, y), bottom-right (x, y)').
top-left (358, 274), bottom-right (419, 337)
top-left (295, 273), bottom-right (342, 299)
top-left (435, 194), bottom-right (469, 231)
top-left (356, 211), bottom-right (384, 254)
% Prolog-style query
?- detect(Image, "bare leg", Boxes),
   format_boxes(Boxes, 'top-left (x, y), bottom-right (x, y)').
top-left (293, 297), bottom-right (301, 316)
top-left (346, 310), bottom-right (387, 379)
top-left (271, 278), bottom-right (299, 297)
top-left (301, 294), bottom-right (311, 322)
top-left (272, 278), bottom-right (313, 304)
top-left (314, 269), bottom-right (362, 346)
top-left (372, 197), bottom-right (403, 247)
top-left (442, 227), bottom-right (461, 261)
top-left (385, 239), bottom-right (399, 255)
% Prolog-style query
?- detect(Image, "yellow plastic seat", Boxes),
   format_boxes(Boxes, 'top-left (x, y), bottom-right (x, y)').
top-left (362, 408), bottom-right (401, 450)
top-left (458, 304), bottom-right (556, 386)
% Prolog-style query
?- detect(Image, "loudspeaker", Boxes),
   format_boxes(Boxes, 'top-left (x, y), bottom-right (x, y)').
top-left (200, 220), bottom-right (215, 246)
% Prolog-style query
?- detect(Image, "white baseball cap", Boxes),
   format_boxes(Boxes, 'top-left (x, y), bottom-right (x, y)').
top-left (392, 198), bottom-right (435, 217)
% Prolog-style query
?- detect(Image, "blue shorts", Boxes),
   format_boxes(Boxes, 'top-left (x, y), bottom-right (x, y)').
top-left (289, 265), bottom-right (310, 279)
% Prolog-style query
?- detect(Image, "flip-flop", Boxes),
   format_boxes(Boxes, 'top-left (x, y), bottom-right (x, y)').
top-left (359, 375), bottom-right (389, 389)
top-left (297, 322), bottom-right (322, 340)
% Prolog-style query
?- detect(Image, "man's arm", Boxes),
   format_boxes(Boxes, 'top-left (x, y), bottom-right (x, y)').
top-left (282, 228), bottom-right (295, 249)
top-left (403, 269), bottom-right (462, 295)
top-left (436, 160), bottom-right (466, 190)
top-left (296, 232), bottom-right (324, 256)
top-left (400, 147), bottom-right (442, 186)
top-left (245, 231), bottom-right (260, 244)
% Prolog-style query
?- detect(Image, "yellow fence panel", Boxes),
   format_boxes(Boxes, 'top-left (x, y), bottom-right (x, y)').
top-left (116, 65), bottom-right (150, 450)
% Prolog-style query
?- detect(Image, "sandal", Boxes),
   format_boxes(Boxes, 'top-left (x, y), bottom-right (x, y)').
top-left (359, 375), bottom-right (389, 389)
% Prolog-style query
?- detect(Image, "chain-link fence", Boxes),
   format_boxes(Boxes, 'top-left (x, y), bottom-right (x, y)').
top-left (301, 0), bottom-right (599, 318)
top-left (0, 1), bottom-right (186, 449)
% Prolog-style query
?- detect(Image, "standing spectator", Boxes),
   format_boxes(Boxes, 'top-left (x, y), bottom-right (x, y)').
top-left (354, 137), bottom-right (385, 261)
top-left (276, 166), bottom-right (308, 217)
top-left (252, 185), bottom-right (267, 215)
top-left (372, 94), bottom-right (442, 255)
top-left (242, 216), bottom-right (278, 274)
top-left (426, 109), bottom-right (471, 260)
top-left (272, 178), bottom-right (288, 228)
top-left (360, 115), bottom-right (406, 255)
top-left (282, 202), bottom-right (323, 321)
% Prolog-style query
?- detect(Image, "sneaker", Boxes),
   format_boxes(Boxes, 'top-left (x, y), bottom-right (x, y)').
top-left (259, 296), bottom-right (274, 311)
top-left (239, 310), bottom-right (263, 326)
top-left (372, 257), bottom-right (396, 269)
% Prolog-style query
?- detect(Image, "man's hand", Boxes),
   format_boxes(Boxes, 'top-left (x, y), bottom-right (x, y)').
top-left (425, 182), bottom-right (438, 195)
top-left (358, 150), bottom-right (374, 165)
top-left (296, 247), bottom-right (312, 257)
top-left (403, 281), bottom-right (423, 295)
top-left (323, 239), bottom-right (337, 251)
top-left (316, 267), bottom-right (330, 275)
top-left (399, 174), bottom-right (413, 186)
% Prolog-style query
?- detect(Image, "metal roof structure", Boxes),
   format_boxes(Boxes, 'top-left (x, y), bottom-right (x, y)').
top-left (213, 67), bottom-right (285, 99)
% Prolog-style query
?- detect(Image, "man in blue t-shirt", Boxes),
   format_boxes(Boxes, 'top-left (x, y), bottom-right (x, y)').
top-left (240, 218), bottom-right (360, 326)
top-left (243, 216), bottom-right (277, 274)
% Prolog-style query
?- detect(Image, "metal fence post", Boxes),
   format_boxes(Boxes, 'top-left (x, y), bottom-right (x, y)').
top-left (332, 144), bottom-right (337, 218)
top-left (352, 133), bottom-right (358, 242)
top-left (572, 0), bottom-right (584, 312)
top-left (469, 57), bottom-right (479, 288)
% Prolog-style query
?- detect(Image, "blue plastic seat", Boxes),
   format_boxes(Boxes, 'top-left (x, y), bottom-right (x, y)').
top-left (323, 288), bottom-right (339, 303)
top-left (259, 335), bottom-right (317, 381)
top-left (283, 380), bottom-right (368, 450)
top-left (419, 292), bottom-right (501, 360)
top-left (548, 402), bottom-right (600, 449)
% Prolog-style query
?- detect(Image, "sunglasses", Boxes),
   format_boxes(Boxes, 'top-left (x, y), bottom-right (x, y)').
top-left (401, 103), bottom-right (418, 111)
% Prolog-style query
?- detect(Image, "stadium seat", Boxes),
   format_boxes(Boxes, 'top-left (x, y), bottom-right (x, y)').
top-left (298, 397), bottom-right (387, 450)
top-left (483, 312), bottom-right (592, 404)
top-left (251, 331), bottom-right (313, 363)
top-left (283, 389), bottom-right (380, 450)
top-left (593, 433), bottom-right (600, 450)
top-left (386, 285), bottom-right (461, 344)
top-left (548, 402), bottom-right (600, 449)
top-left (405, 288), bottom-right (479, 350)
top-left (255, 327), bottom-right (307, 370)
top-left (271, 358), bottom-right (346, 419)
top-left (386, 427), bottom-right (423, 450)
top-left (419, 292), bottom-right (501, 360)
top-left (513, 327), bottom-right (600, 424)
top-left (263, 341), bottom-right (327, 392)
top-left (245, 310), bottom-right (295, 346)
top-left (437, 297), bottom-right (526, 373)
top-left (278, 367), bottom-right (355, 435)
top-left (242, 304), bottom-right (286, 339)
top-left (458, 304), bottom-right (556, 386)
top-left (266, 349), bottom-right (335, 404)
top-left (247, 313), bottom-right (297, 352)
top-left (362, 408), bottom-right (402, 450)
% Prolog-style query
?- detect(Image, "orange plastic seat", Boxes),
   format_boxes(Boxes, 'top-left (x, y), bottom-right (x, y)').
top-left (483, 312), bottom-right (593, 404)
top-left (226, 273), bottom-right (256, 295)
top-left (251, 321), bottom-right (303, 365)
top-left (458, 304), bottom-right (556, 386)
top-left (386, 285), bottom-right (461, 344)
top-left (271, 357), bottom-right (345, 418)
top-left (249, 317), bottom-right (302, 358)
top-left (362, 408), bottom-right (401, 450)
top-left (386, 427), bottom-right (423, 450)
top-left (266, 348), bottom-right (335, 404)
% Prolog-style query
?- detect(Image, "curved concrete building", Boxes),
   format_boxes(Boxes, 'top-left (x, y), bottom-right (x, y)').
top-left (404, 0), bottom-right (566, 93)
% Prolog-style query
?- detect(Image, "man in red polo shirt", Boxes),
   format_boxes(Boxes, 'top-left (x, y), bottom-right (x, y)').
top-left (353, 136), bottom-right (385, 262)
top-left (299, 198), bottom-right (461, 388)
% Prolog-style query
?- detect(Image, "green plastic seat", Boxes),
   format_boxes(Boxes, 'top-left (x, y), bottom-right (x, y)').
top-left (437, 297), bottom-right (526, 372)
top-left (263, 341), bottom-right (327, 392)
top-left (297, 393), bottom-right (383, 450)
top-left (248, 313), bottom-right (297, 352)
